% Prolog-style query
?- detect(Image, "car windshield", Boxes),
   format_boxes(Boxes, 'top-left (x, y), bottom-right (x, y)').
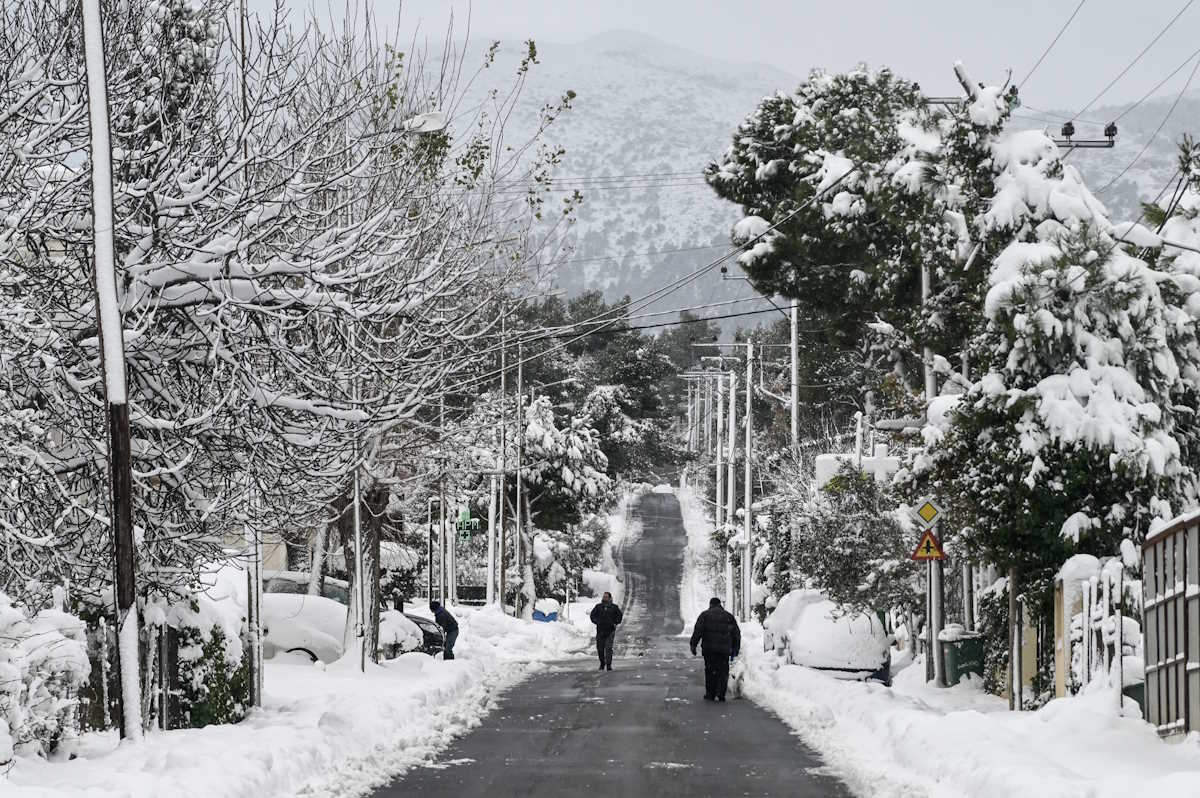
top-left (263, 575), bottom-right (350, 606)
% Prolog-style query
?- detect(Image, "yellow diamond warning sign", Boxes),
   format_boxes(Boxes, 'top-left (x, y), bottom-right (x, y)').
top-left (910, 529), bottom-right (946, 561)
top-left (912, 497), bottom-right (943, 530)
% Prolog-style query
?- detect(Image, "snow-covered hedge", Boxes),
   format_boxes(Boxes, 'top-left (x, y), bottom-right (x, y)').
top-left (162, 594), bottom-right (248, 729)
top-left (0, 593), bottom-right (89, 764)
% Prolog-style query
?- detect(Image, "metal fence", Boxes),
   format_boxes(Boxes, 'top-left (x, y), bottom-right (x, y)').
top-left (1142, 511), bottom-right (1200, 737)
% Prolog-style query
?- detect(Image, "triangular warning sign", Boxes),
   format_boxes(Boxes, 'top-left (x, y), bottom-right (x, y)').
top-left (910, 529), bottom-right (945, 561)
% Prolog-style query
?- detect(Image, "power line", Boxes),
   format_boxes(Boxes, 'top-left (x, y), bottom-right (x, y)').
top-left (534, 243), bottom-right (726, 269)
top-left (1096, 53), bottom-right (1200, 194)
top-left (547, 305), bottom-right (783, 336)
top-left (441, 163), bottom-right (864, 395)
top-left (1019, 0), bottom-right (1088, 90)
top-left (496, 170), bottom-right (701, 186)
top-left (1113, 46), bottom-right (1200, 122)
top-left (1073, 0), bottom-right (1195, 121)
top-left (1018, 104), bottom-right (1108, 126)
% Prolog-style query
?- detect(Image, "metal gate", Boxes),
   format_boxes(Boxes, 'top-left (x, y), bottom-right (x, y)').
top-left (1142, 510), bottom-right (1200, 737)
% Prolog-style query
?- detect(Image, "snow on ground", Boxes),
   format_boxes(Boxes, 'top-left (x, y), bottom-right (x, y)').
top-left (7, 606), bottom-right (587, 798)
top-left (581, 486), bottom-right (644, 608)
top-left (676, 474), bottom-right (714, 632)
top-left (742, 625), bottom-right (1200, 797)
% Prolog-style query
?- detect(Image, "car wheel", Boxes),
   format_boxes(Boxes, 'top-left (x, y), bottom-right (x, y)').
top-left (286, 647), bottom-right (319, 662)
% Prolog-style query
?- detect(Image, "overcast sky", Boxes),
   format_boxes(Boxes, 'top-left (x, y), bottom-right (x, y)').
top-left (252, 0), bottom-right (1199, 112)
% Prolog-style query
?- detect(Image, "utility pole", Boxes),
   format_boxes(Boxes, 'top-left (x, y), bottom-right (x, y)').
top-left (961, 352), bottom-right (975, 631)
top-left (922, 252), bottom-right (946, 687)
top-left (238, 0), bottom-right (265, 699)
top-left (486, 476), bottom-right (497, 606)
top-left (515, 340), bottom-right (524, 616)
top-left (700, 374), bottom-right (710, 451)
top-left (499, 311), bottom-right (507, 613)
top-left (726, 370), bottom-right (737, 610)
top-left (439, 368), bottom-right (447, 605)
top-left (742, 342), bottom-right (754, 622)
top-left (82, 0), bottom-right (141, 741)
top-left (714, 375), bottom-right (724, 532)
top-left (426, 497), bottom-right (439, 601)
top-left (685, 381), bottom-right (693, 451)
top-left (790, 302), bottom-right (800, 456)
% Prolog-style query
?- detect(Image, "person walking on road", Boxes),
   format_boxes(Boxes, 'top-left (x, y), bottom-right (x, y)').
top-left (690, 597), bottom-right (741, 701)
top-left (430, 601), bottom-right (459, 660)
top-left (589, 591), bottom-right (623, 671)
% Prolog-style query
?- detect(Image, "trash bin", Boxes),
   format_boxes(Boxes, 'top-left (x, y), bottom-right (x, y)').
top-left (940, 630), bottom-right (985, 686)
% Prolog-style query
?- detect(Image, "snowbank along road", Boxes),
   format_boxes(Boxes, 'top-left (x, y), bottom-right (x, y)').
top-left (373, 490), bottom-right (850, 797)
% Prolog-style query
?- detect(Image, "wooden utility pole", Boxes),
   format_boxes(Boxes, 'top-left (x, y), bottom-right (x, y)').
top-left (82, 0), bottom-right (141, 741)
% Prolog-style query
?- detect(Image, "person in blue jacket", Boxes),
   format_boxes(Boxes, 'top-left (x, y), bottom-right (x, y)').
top-left (429, 601), bottom-right (459, 660)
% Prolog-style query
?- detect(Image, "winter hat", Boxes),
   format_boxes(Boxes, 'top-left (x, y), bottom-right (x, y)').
top-left (429, 601), bottom-right (441, 611)
top-left (709, 597), bottom-right (722, 606)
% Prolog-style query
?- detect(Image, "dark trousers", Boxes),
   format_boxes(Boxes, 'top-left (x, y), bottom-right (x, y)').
top-left (703, 652), bottom-right (730, 699)
top-left (596, 628), bottom-right (615, 667)
top-left (443, 629), bottom-right (458, 660)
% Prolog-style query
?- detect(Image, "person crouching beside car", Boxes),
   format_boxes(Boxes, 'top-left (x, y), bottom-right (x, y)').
top-left (430, 601), bottom-right (459, 660)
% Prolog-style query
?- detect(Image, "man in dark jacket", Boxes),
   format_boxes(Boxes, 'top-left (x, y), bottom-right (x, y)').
top-left (589, 591), bottom-right (623, 671)
top-left (429, 601), bottom-right (459, 660)
top-left (689, 597), bottom-right (741, 701)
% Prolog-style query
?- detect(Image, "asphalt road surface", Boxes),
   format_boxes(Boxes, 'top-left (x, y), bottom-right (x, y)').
top-left (373, 491), bottom-right (849, 798)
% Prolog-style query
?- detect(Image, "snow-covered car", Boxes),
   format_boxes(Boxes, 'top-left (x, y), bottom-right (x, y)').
top-left (763, 589), bottom-right (892, 686)
top-left (261, 571), bottom-right (442, 658)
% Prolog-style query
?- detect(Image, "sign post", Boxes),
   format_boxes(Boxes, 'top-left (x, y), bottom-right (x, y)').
top-left (910, 498), bottom-right (947, 687)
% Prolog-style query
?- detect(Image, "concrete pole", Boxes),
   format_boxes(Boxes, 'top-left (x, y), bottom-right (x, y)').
top-left (725, 371), bottom-right (737, 610)
top-left (960, 352), bottom-right (975, 630)
top-left (499, 313), bottom-right (507, 613)
top-left (700, 374), bottom-right (710, 451)
top-left (515, 342), bottom-right (524, 614)
top-left (486, 476), bottom-right (497, 605)
top-left (790, 302), bottom-right (800, 456)
top-left (921, 264), bottom-right (937, 402)
top-left (743, 342), bottom-right (754, 622)
top-left (685, 381), bottom-right (694, 451)
top-left (715, 376), bottom-right (724, 532)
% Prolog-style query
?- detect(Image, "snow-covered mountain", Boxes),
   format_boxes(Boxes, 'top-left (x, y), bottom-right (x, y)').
top-left (475, 31), bottom-right (794, 325)
top-left (480, 31), bottom-right (1196, 325)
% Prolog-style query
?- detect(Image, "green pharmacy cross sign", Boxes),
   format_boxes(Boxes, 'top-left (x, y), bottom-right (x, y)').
top-left (455, 508), bottom-right (481, 542)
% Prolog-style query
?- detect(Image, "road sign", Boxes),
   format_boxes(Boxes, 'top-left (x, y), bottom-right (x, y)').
top-left (910, 529), bottom-right (945, 561)
top-left (912, 497), bottom-right (944, 530)
top-left (456, 508), bottom-right (481, 541)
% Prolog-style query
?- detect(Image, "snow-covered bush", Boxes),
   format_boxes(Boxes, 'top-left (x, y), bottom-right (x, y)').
top-left (0, 593), bottom-right (89, 764)
top-left (786, 461), bottom-right (922, 617)
top-left (166, 596), bottom-right (248, 729)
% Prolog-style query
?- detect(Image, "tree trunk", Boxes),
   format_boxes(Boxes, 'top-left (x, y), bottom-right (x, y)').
top-left (308, 521), bottom-right (328, 596)
top-left (338, 485), bottom-right (387, 663)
